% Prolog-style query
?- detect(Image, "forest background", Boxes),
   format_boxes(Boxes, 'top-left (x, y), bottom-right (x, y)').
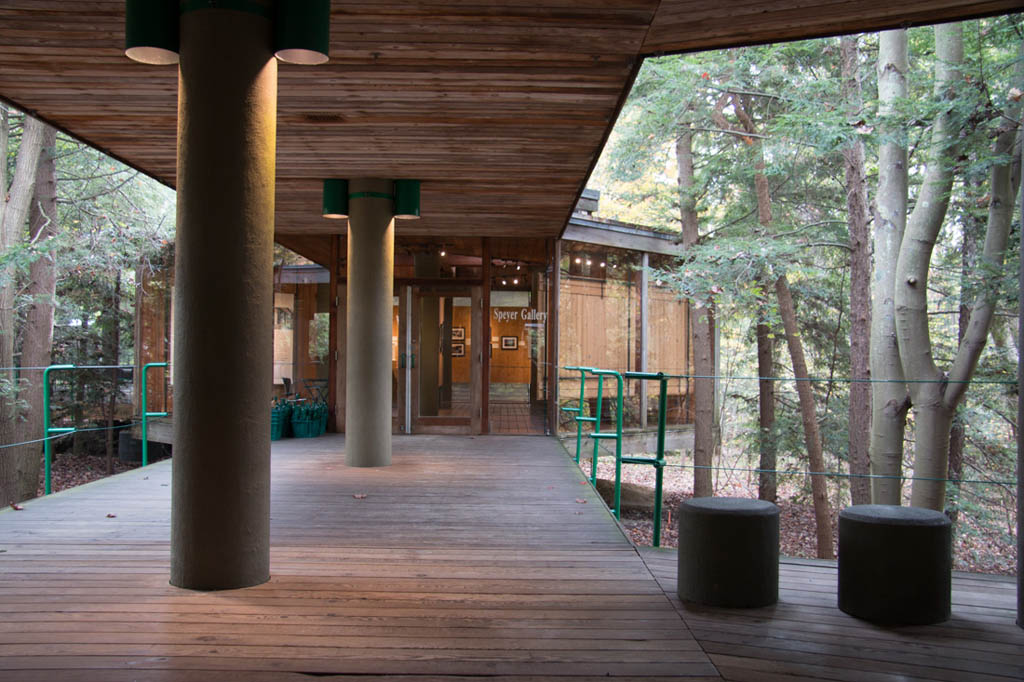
top-left (1, 16), bottom-right (1021, 573)
top-left (591, 16), bottom-right (1021, 572)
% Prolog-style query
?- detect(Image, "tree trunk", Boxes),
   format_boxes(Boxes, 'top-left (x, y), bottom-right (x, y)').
top-left (0, 114), bottom-right (47, 505)
top-left (756, 319), bottom-right (776, 502)
top-left (73, 317), bottom-right (88, 458)
top-left (776, 275), bottom-right (834, 559)
top-left (948, 158), bottom-right (984, 526)
top-left (900, 26), bottom-right (1021, 510)
top-left (870, 29), bottom-right (911, 505)
top-left (104, 275), bottom-right (121, 475)
top-left (841, 35), bottom-right (872, 506)
top-left (677, 129), bottom-right (715, 497)
top-left (8, 124), bottom-right (58, 503)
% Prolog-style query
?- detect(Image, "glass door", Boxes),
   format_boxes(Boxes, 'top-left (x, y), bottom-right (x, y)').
top-left (409, 285), bottom-right (480, 434)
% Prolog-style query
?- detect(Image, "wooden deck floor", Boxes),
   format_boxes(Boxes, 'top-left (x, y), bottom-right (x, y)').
top-left (0, 435), bottom-right (718, 681)
top-left (640, 549), bottom-right (1024, 681)
top-left (0, 434), bottom-right (1019, 681)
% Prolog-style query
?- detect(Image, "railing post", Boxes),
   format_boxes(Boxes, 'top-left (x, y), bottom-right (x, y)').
top-left (653, 374), bottom-right (668, 547)
top-left (591, 372), bottom-right (603, 485)
top-left (141, 362), bottom-right (169, 466)
top-left (42, 364), bottom-right (76, 495)
top-left (560, 366), bottom-right (591, 464)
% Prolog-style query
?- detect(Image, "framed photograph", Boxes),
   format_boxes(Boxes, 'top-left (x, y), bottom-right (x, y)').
top-left (451, 343), bottom-right (465, 357)
top-left (451, 326), bottom-right (465, 341)
top-left (500, 336), bottom-right (518, 351)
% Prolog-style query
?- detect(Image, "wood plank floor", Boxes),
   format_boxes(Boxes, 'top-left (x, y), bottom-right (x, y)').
top-left (639, 548), bottom-right (1024, 682)
top-left (0, 434), bottom-right (720, 681)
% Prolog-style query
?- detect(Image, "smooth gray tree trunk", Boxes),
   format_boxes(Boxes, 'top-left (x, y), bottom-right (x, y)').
top-left (870, 30), bottom-right (910, 505)
top-left (898, 26), bottom-right (1021, 510)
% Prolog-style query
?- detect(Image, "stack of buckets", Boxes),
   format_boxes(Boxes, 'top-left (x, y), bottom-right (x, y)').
top-left (271, 396), bottom-right (328, 440)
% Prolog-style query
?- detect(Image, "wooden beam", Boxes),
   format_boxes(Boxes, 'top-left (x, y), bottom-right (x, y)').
top-left (547, 239), bottom-right (561, 434)
top-left (481, 238), bottom-right (491, 435)
top-left (327, 234), bottom-right (340, 432)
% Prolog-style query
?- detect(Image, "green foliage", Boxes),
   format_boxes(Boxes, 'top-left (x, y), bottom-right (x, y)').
top-left (592, 14), bottom-right (1022, 567)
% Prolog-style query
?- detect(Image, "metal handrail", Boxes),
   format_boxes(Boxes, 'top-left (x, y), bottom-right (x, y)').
top-left (141, 362), bottom-right (169, 466)
top-left (42, 364), bottom-right (75, 495)
top-left (623, 371), bottom-right (669, 547)
top-left (560, 366), bottom-right (593, 464)
top-left (561, 366), bottom-right (671, 546)
top-left (587, 368), bottom-right (624, 519)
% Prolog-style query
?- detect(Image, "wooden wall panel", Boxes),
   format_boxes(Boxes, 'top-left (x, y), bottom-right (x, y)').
top-left (558, 278), bottom-right (637, 398)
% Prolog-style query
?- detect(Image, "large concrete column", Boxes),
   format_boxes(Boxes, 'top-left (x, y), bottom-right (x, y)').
top-left (171, 7), bottom-right (276, 590)
top-left (346, 179), bottom-right (394, 467)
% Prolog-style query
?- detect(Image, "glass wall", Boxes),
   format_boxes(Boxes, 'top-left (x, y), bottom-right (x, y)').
top-left (273, 265), bottom-right (329, 401)
top-left (489, 267), bottom-right (549, 434)
top-left (557, 243), bottom-right (693, 434)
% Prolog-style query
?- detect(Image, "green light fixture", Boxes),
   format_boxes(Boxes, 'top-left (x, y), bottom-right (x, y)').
top-left (322, 179), bottom-right (349, 219)
top-left (124, 0), bottom-right (179, 65)
top-left (275, 0), bottom-right (331, 65)
top-left (393, 180), bottom-right (421, 220)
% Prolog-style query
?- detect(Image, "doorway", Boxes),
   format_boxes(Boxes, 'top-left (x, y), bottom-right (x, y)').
top-left (398, 285), bottom-right (482, 434)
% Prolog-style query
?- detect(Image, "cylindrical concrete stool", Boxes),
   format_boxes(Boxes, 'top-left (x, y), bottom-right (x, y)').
top-left (677, 497), bottom-right (779, 608)
top-left (838, 504), bottom-right (951, 625)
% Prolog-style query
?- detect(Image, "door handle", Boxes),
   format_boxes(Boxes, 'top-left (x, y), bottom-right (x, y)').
top-left (399, 353), bottom-right (405, 369)
top-left (411, 353), bottom-right (416, 369)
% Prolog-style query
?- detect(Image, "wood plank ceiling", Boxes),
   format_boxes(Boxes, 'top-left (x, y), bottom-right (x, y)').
top-left (0, 1), bottom-right (1018, 241)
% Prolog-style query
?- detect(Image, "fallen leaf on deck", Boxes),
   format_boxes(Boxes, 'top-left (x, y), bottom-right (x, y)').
top-left (106, 513), bottom-right (116, 518)
top-left (353, 494), bottom-right (367, 499)
top-left (9, 503), bottom-right (24, 511)
top-left (575, 498), bottom-right (587, 504)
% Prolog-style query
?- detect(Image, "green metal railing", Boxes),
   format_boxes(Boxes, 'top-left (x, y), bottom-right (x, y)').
top-left (561, 366), bottom-right (671, 547)
top-left (41, 362), bottom-right (168, 494)
top-left (42, 364), bottom-right (76, 495)
top-left (141, 362), bottom-right (169, 466)
top-left (623, 371), bottom-right (669, 547)
top-left (587, 369), bottom-right (624, 519)
top-left (560, 365), bottom-right (593, 465)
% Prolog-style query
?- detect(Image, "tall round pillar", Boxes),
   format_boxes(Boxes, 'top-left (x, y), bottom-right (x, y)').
top-left (345, 179), bottom-right (395, 467)
top-left (170, 7), bottom-right (276, 590)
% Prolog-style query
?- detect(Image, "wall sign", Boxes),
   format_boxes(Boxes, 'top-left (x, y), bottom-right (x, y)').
top-left (493, 308), bottom-right (547, 323)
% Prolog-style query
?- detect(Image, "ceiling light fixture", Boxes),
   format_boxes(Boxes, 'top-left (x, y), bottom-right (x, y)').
top-left (124, 0), bottom-right (179, 64)
top-left (274, 0), bottom-right (331, 65)
top-left (321, 179), bottom-right (349, 219)
top-left (393, 180), bottom-right (421, 219)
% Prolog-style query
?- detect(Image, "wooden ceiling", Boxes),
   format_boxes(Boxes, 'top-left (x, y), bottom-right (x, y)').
top-left (1, 1), bottom-right (1018, 241)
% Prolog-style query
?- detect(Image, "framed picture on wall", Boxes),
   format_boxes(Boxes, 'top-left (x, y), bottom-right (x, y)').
top-left (452, 326), bottom-right (465, 341)
top-left (452, 343), bottom-right (465, 357)
top-left (500, 336), bottom-right (518, 350)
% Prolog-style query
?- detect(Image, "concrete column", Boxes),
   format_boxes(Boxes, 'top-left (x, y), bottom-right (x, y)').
top-left (345, 179), bottom-right (394, 467)
top-left (171, 7), bottom-right (276, 590)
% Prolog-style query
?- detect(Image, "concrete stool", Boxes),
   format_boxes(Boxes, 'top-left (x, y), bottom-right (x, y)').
top-left (677, 497), bottom-right (779, 608)
top-left (838, 504), bottom-right (951, 625)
